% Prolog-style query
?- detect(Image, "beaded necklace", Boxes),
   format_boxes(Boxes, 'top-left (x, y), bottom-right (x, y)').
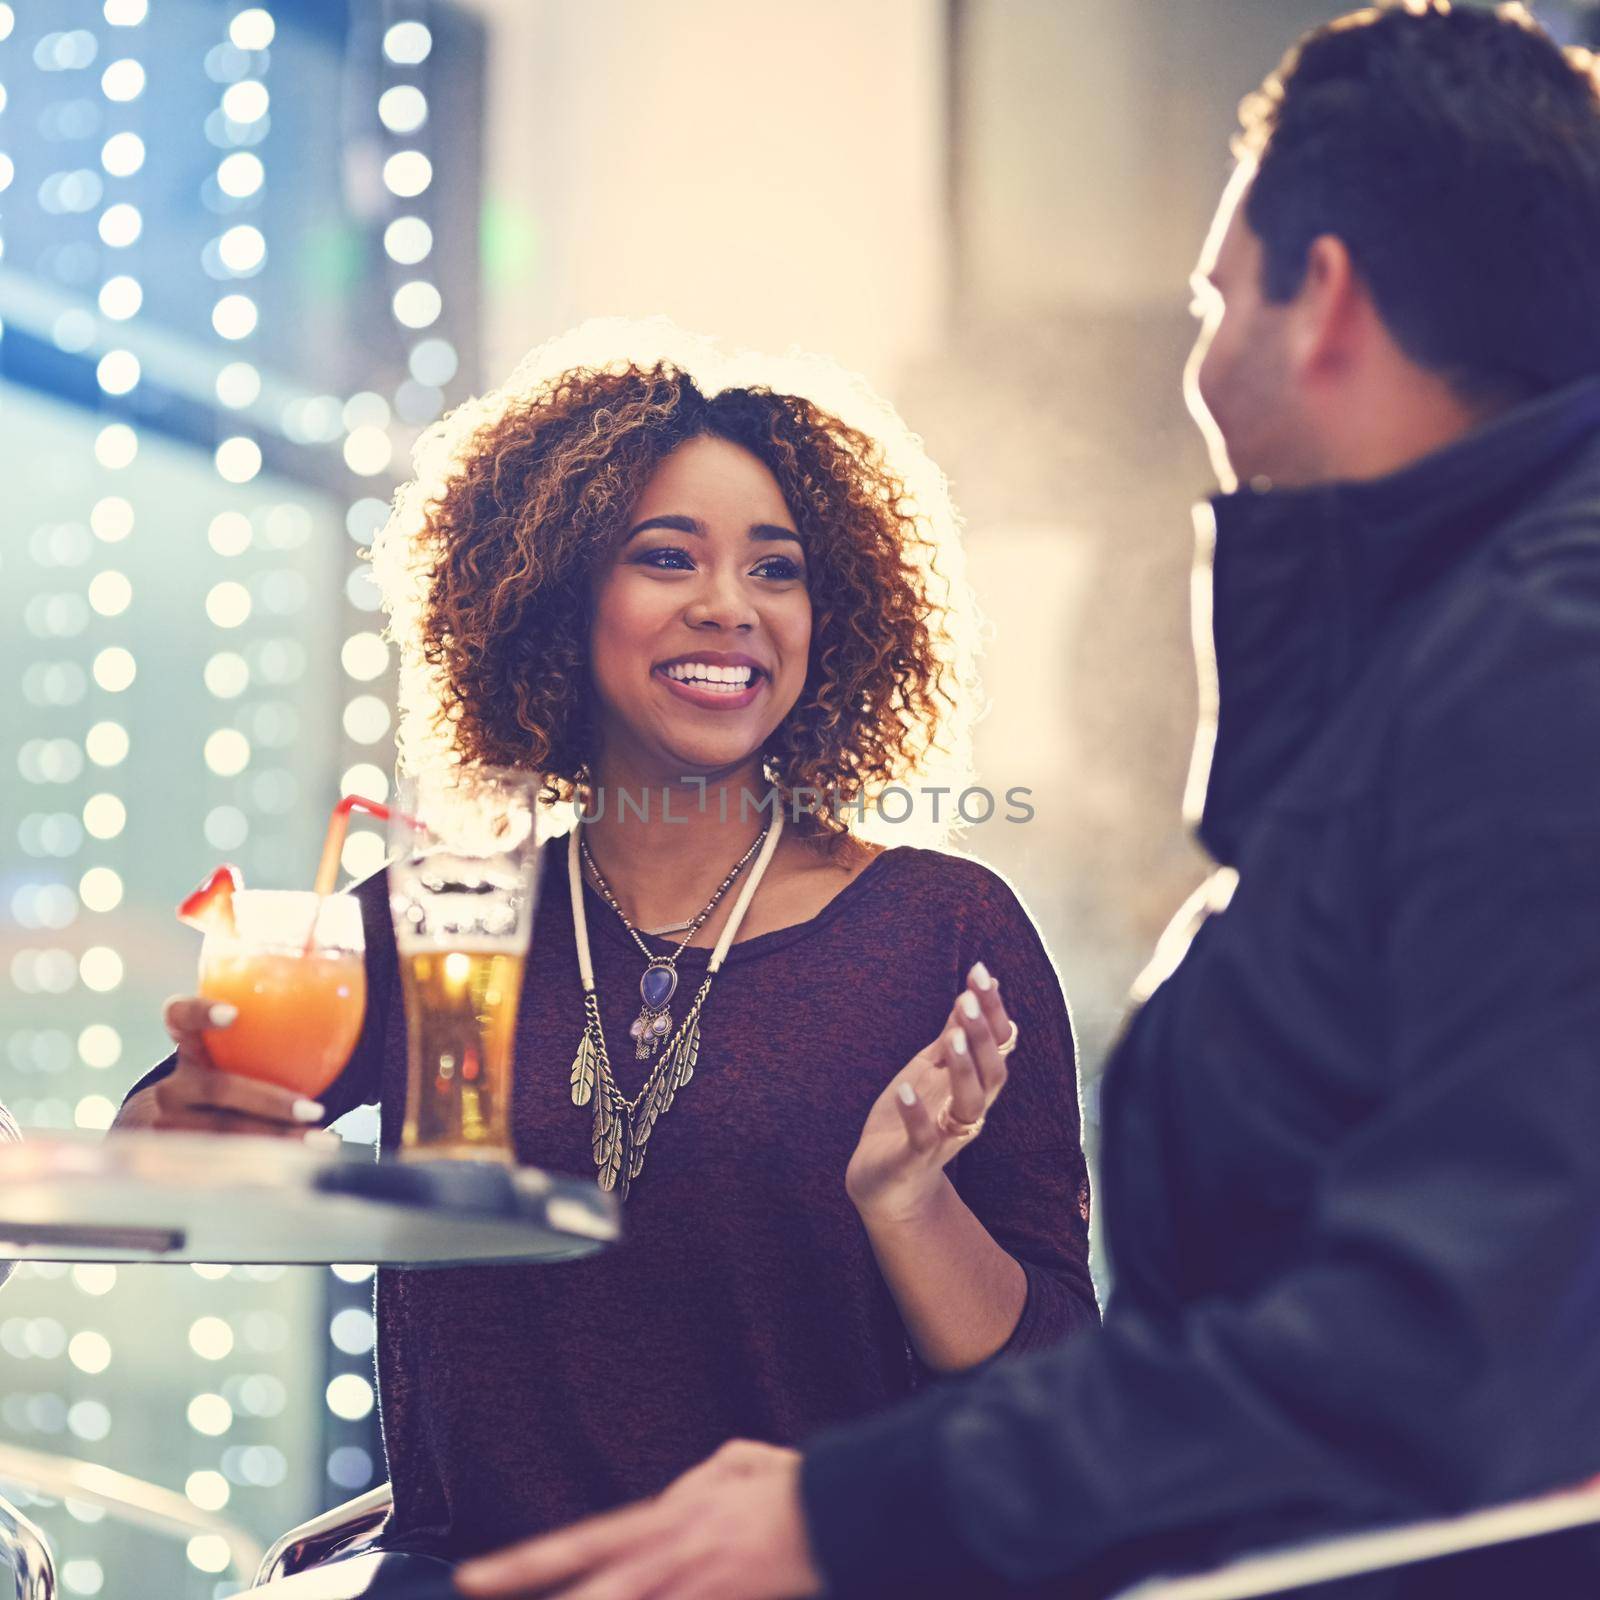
top-left (565, 810), bottom-right (785, 1198)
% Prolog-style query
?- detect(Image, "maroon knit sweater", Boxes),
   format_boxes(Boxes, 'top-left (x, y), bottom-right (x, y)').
top-left (137, 837), bottom-right (1096, 1558)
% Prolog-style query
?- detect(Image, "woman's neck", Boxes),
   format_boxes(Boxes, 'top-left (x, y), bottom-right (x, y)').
top-left (579, 756), bottom-right (780, 930)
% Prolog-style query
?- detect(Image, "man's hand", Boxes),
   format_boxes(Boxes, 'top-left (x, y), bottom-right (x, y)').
top-left (453, 1441), bottom-right (824, 1600)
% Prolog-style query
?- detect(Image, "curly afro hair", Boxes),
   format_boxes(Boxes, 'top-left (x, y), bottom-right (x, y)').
top-left (372, 322), bottom-right (982, 845)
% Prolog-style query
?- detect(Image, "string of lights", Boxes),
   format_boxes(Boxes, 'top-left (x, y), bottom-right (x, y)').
top-left (332, 16), bottom-right (452, 883)
top-left (0, 0), bottom-right (487, 1588)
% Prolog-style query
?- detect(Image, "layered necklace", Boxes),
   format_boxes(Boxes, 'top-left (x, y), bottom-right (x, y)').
top-left (566, 808), bottom-right (784, 1198)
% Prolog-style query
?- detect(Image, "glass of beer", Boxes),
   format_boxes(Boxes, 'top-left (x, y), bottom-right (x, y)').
top-left (198, 891), bottom-right (367, 1100)
top-left (387, 767), bottom-right (541, 1163)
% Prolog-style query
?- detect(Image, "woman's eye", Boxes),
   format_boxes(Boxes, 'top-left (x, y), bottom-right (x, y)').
top-left (753, 557), bottom-right (804, 582)
top-left (634, 546), bottom-right (695, 571)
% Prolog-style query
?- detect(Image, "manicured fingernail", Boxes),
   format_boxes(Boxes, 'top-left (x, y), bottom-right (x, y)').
top-left (207, 1003), bottom-right (237, 1027)
top-left (959, 992), bottom-right (980, 1020)
top-left (971, 962), bottom-right (993, 989)
top-left (949, 1029), bottom-right (968, 1056)
top-left (292, 1099), bottom-right (325, 1123)
top-left (897, 1083), bottom-right (917, 1106)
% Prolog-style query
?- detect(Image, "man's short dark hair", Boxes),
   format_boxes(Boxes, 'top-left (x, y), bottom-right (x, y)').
top-left (1238, 2), bottom-right (1600, 406)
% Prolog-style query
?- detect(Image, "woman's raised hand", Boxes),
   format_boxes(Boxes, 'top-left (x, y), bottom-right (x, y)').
top-left (113, 997), bottom-right (327, 1137)
top-left (844, 961), bottom-right (1016, 1225)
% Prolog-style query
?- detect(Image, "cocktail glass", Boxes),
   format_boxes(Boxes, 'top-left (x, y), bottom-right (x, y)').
top-left (198, 890), bottom-right (367, 1101)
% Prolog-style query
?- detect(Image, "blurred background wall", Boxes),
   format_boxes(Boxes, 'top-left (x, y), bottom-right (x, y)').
top-left (2, 2), bottom-right (1597, 1595)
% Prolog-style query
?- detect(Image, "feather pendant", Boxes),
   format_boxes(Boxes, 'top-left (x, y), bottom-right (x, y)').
top-left (569, 1025), bottom-right (598, 1107)
top-left (632, 1069), bottom-right (666, 1152)
top-left (593, 1089), bottom-right (624, 1192)
top-left (622, 1009), bottom-right (704, 1192)
top-left (639, 1048), bottom-right (677, 1146)
top-left (672, 1008), bottom-right (702, 1089)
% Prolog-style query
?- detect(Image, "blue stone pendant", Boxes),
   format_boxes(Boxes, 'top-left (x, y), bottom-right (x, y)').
top-left (631, 963), bottom-right (678, 1060)
top-left (640, 963), bottom-right (677, 1010)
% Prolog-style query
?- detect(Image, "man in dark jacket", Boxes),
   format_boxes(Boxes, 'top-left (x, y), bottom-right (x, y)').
top-left (452, 6), bottom-right (1600, 1597)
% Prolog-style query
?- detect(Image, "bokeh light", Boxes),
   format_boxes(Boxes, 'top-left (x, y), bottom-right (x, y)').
top-left (188, 1316), bottom-right (235, 1361)
top-left (218, 223), bottom-right (266, 273)
top-left (91, 647), bottom-right (136, 692)
top-left (204, 651), bottom-right (250, 697)
top-left (100, 131), bottom-right (144, 176)
top-left (214, 437), bottom-right (263, 484)
top-left (100, 59), bottom-right (145, 102)
top-left (216, 151), bottom-right (264, 198)
top-left (97, 202), bottom-right (142, 248)
top-left (325, 1373), bottom-right (375, 1422)
top-left (383, 21), bottom-right (432, 65)
top-left (382, 150), bottom-right (432, 198)
top-left (186, 1393), bottom-right (233, 1436)
top-left (378, 85), bottom-right (427, 134)
top-left (228, 8), bottom-right (276, 51)
top-left (78, 867), bottom-right (124, 912)
top-left (221, 79), bottom-right (269, 123)
top-left (343, 427), bottom-right (392, 477)
top-left (94, 424), bottom-right (138, 470)
top-left (84, 721), bottom-right (130, 765)
top-left (97, 275), bottom-right (142, 319)
top-left (212, 293), bottom-right (259, 340)
top-left (203, 729), bottom-right (252, 777)
top-left (392, 280), bottom-right (442, 329)
top-left (205, 580), bottom-right (253, 628)
top-left (340, 633), bottom-right (389, 681)
top-left (384, 216), bottom-right (432, 265)
top-left (215, 361), bottom-right (262, 408)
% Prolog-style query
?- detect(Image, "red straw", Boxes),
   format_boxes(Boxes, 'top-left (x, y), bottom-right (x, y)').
top-left (311, 794), bottom-right (394, 900)
top-left (302, 793), bottom-right (428, 955)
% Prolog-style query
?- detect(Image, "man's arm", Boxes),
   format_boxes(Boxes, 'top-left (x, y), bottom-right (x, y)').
top-left (800, 553), bottom-right (1600, 1595)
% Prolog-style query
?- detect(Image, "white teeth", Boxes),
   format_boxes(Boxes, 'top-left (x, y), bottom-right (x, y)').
top-left (663, 662), bottom-right (755, 691)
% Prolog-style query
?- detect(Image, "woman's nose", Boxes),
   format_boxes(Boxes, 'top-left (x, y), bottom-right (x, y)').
top-left (684, 569), bottom-right (757, 631)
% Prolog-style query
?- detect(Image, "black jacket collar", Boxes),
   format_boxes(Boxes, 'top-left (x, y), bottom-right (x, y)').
top-left (1189, 376), bottom-right (1600, 865)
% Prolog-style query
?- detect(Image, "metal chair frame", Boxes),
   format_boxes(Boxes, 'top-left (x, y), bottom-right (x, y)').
top-left (0, 1441), bottom-right (263, 1598)
top-left (253, 1484), bottom-right (394, 1588)
top-left (0, 1491), bottom-right (53, 1600)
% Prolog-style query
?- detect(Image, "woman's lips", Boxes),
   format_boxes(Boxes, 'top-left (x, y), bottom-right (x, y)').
top-left (653, 667), bottom-right (765, 711)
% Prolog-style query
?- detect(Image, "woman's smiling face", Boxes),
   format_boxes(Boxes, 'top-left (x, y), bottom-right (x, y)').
top-left (587, 434), bottom-right (813, 778)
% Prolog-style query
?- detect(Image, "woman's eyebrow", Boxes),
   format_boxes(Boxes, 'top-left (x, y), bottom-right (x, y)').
top-left (625, 513), bottom-right (704, 541)
top-left (624, 515), bottom-right (802, 545)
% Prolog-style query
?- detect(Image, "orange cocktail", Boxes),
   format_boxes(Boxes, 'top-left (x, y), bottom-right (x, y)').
top-left (195, 889), bottom-right (366, 1100)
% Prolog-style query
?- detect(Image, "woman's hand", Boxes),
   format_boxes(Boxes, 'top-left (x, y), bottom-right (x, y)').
top-left (113, 997), bottom-right (327, 1137)
top-left (844, 962), bottom-right (1015, 1226)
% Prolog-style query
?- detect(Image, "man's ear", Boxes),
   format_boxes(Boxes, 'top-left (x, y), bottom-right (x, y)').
top-left (1288, 234), bottom-right (1363, 381)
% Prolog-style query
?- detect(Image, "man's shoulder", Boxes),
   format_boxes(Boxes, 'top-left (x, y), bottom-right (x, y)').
top-left (1402, 431), bottom-right (1600, 694)
top-left (1391, 496), bottom-right (1600, 815)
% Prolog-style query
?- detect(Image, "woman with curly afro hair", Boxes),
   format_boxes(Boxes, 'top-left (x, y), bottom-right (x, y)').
top-left (125, 324), bottom-right (1096, 1570)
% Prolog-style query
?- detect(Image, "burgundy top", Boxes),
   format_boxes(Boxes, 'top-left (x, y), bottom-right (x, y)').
top-left (136, 836), bottom-right (1096, 1558)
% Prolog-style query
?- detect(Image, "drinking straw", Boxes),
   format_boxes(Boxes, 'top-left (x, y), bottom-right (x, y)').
top-left (311, 794), bottom-right (396, 899)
